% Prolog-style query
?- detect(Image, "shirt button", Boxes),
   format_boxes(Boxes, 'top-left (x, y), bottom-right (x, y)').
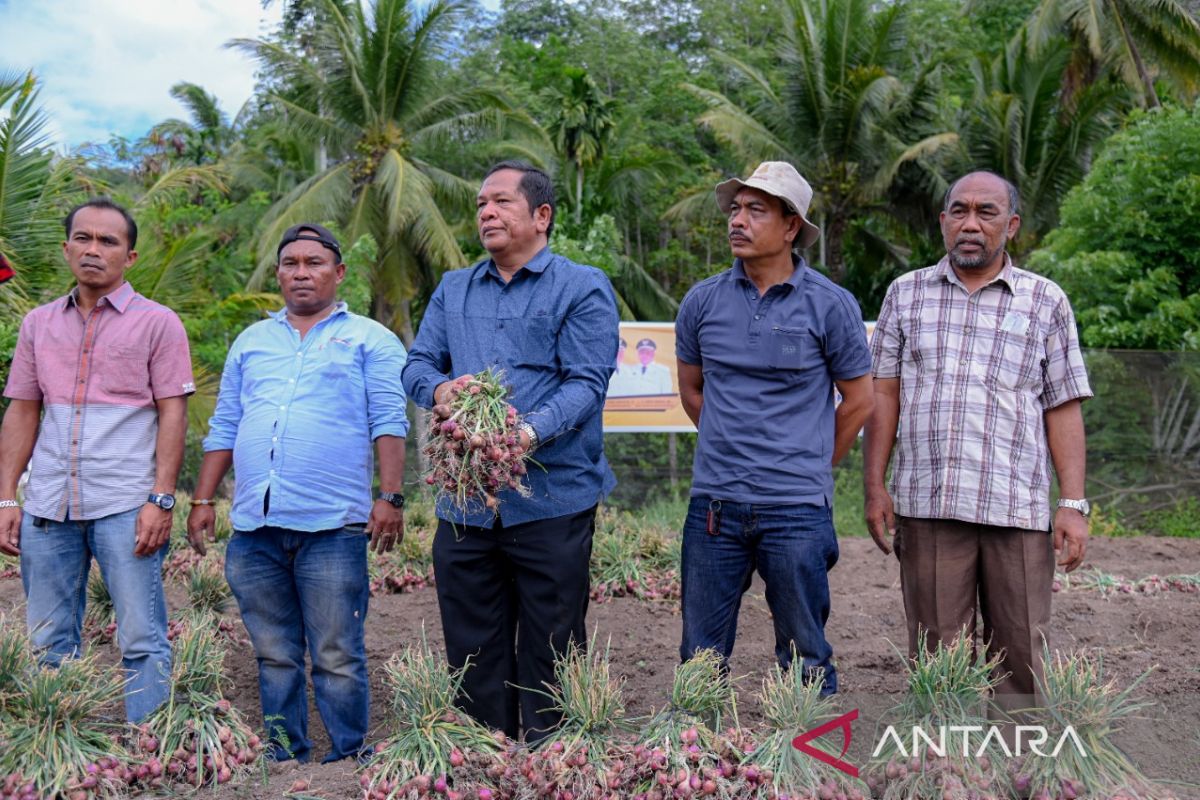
top-left (279, 405), bottom-right (286, 411)
top-left (296, 352), bottom-right (302, 358)
top-left (79, 379), bottom-right (85, 384)
top-left (70, 470), bottom-right (77, 476)
top-left (288, 378), bottom-right (295, 383)
top-left (754, 315), bottom-right (762, 320)
top-left (272, 436), bottom-right (278, 443)
top-left (75, 409), bottom-right (81, 416)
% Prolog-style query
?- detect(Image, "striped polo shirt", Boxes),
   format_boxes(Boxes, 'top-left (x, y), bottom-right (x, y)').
top-left (4, 281), bottom-right (195, 521)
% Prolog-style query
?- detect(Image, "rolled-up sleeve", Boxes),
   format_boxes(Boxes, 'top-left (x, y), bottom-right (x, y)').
top-left (365, 327), bottom-right (410, 439)
top-left (528, 271), bottom-right (619, 441)
top-left (3, 313), bottom-right (42, 401)
top-left (870, 283), bottom-right (904, 379)
top-left (401, 283), bottom-right (451, 409)
top-left (203, 337), bottom-right (245, 451)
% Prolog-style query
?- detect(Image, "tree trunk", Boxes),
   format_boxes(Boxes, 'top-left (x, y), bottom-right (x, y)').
top-left (1109, 0), bottom-right (1161, 108)
top-left (825, 213), bottom-right (849, 284)
top-left (575, 166), bottom-right (585, 226)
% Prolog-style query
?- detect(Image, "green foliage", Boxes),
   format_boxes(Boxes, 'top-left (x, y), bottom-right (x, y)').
top-left (1142, 496), bottom-right (1200, 538)
top-left (1030, 104), bottom-right (1200, 349)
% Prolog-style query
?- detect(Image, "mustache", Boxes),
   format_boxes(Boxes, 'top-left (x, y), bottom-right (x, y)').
top-left (954, 235), bottom-right (986, 248)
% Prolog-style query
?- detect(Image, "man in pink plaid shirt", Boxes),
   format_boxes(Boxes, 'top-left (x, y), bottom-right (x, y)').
top-left (864, 171), bottom-right (1092, 707)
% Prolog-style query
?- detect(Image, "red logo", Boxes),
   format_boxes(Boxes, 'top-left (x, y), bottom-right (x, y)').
top-left (791, 708), bottom-right (859, 777)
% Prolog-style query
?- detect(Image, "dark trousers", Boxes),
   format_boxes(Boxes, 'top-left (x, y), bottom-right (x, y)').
top-left (895, 516), bottom-right (1055, 706)
top-left (432, 506), bottom-right (596, 741)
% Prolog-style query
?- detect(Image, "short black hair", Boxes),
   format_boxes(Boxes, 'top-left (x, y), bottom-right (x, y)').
top-left (943, 171), bottom-right (1021, 217)
top-left (484, 160), bottom-right (556, 238)
top-left (64, 197), bottom-right (138, 250)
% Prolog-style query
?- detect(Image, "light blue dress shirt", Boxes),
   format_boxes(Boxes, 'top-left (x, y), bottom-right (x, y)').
top-left (204, 303), bottom-right (409, 532)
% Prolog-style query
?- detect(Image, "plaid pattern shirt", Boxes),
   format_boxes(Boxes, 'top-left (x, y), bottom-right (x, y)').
top-left (871, 256), bottom-right (1092, 530)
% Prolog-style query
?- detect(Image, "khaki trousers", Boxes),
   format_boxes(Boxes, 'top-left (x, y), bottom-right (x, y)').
top-left (894, 516), bottom-right (1055, 704)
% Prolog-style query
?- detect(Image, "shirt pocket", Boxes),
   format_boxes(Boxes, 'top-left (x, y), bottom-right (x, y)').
top-left (100, 343), bottom-right (149, 399)
top-left (509, 316), bottom-right (558, 369)
top-left (768, 326), bottom-right (811, 370)
top-left (987, 328), bottom-right (1043, 392)
top-left (321, 342), bottom-right (364, 386)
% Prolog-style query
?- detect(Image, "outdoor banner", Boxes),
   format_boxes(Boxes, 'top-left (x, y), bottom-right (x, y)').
top-left (603, 322), bottom-right (693, 432)
top-left (602, 321), bottom-right (878, 433)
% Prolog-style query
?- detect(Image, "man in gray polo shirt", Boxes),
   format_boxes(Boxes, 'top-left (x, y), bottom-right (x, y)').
top-left (674, 161), bottom-right (874, 693)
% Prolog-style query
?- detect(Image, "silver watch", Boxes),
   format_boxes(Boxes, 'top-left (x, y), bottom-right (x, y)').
top-left (0, 500), bottom-right (18, 510)
top-left (518, 422), bottom-right (539, 450)
top-left (1057, 498), bottom-right (1091, 517)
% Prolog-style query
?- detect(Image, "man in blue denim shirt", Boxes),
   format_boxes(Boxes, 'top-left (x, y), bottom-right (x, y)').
top-left (187, 224), bottom-right (408, 763)
top-left (403, 161), bottom-right (618, 740)
top-left (675, 163), bottom-right (874, 694)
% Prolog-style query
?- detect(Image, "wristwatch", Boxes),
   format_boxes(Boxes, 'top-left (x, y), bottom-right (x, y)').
top-left (1056, 498), bottom-right (1091, 517)
top-left (518, 422), bottom-right (539, 451)
top-left (379, 492), bottom-right (405, 509)
top-left (148, 493), bottom-right (176, 511)
top-left (0, 500), bottom-right (18, 510)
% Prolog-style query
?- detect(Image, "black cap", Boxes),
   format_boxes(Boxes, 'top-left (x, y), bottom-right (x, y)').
top-left (636, 338), bottom-right (657, 350)
top-left (277, 223), bottom-right (342, 262)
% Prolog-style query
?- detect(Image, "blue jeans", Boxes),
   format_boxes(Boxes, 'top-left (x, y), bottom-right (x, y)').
top-left (680, 497), bottom-right (840, 694)
top-left (225, 526), bottom-right (370, 763)
top-left (20, 507), bottom-right (171, 722)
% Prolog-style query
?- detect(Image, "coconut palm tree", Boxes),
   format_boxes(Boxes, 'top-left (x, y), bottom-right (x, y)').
top-left (0, 72), bottom-right (83, 313)
top-left (544, 67), bottom-right (617, 227)
top-left (230, 0), bottom-right (517, 341)
top-left (960, 31), bottom-right (1123, 252)
top-left (683, 0), bottom-right (957, 284)
top-left (1028, 0), bottom-right (1200, 108)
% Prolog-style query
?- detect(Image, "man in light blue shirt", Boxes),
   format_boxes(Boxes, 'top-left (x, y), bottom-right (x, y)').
top-left (187, 223), bottom-right (408, 763)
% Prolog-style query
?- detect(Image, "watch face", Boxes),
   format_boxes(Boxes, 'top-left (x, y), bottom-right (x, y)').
top-left (157, 495), bottom-right (176, 510)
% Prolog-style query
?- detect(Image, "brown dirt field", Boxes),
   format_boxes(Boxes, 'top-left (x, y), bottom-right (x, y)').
top-left (3, 535), bottom-right (1198, 799)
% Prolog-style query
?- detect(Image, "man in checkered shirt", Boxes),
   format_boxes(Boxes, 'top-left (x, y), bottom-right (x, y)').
top-left (864, 171), bottom-right (1092, 706)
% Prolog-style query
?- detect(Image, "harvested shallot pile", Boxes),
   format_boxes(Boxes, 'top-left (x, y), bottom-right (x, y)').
top-left (423, 369), bottom-right (532, 513)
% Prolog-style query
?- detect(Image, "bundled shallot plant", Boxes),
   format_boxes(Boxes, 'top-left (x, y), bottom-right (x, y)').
top-left (866, 631), bottom-right (1007, 800)
top-left (1011, 649), bottom-right (1165, 800)
top-left (423, 369), bottom-right (532, 513)
top-left (0, 615), bottom-right (132, 800)
top-left (361, 633), bottom-right (504, 800)
top-left (512, 637), bottom-right (629, 800)
top-left (139, 616), bottom-right (263, 788)
top-left (749, 656), bottom-right (869, 800)
top-left (621, 649), bottom-right (755, 800)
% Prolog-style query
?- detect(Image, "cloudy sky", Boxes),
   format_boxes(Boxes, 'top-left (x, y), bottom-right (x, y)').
top-left (0, 0), bottom-right (285, 150)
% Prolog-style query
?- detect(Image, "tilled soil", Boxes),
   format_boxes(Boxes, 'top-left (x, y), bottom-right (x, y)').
top-left (3, 535), bottom-right (1198, 799)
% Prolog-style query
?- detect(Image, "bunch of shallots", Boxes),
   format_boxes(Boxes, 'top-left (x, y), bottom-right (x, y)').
top-left (423, 369), bottom-right (532, 512)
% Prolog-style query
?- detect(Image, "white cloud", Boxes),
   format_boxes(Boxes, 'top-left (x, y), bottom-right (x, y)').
top-left (0, 0), bottom-right (283, 149)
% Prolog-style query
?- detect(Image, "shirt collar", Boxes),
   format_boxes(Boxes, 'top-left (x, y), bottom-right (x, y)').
top-left (479, 246), bottom-right (554, 283)
top-left (731, 254), bottom-right (807, 290)
top-left (929, 253), bottom-right (1016, 292)
top-left (62, 281), bottom-right (136, 313)
top-left (270, 300), bottom-right (350, 323)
